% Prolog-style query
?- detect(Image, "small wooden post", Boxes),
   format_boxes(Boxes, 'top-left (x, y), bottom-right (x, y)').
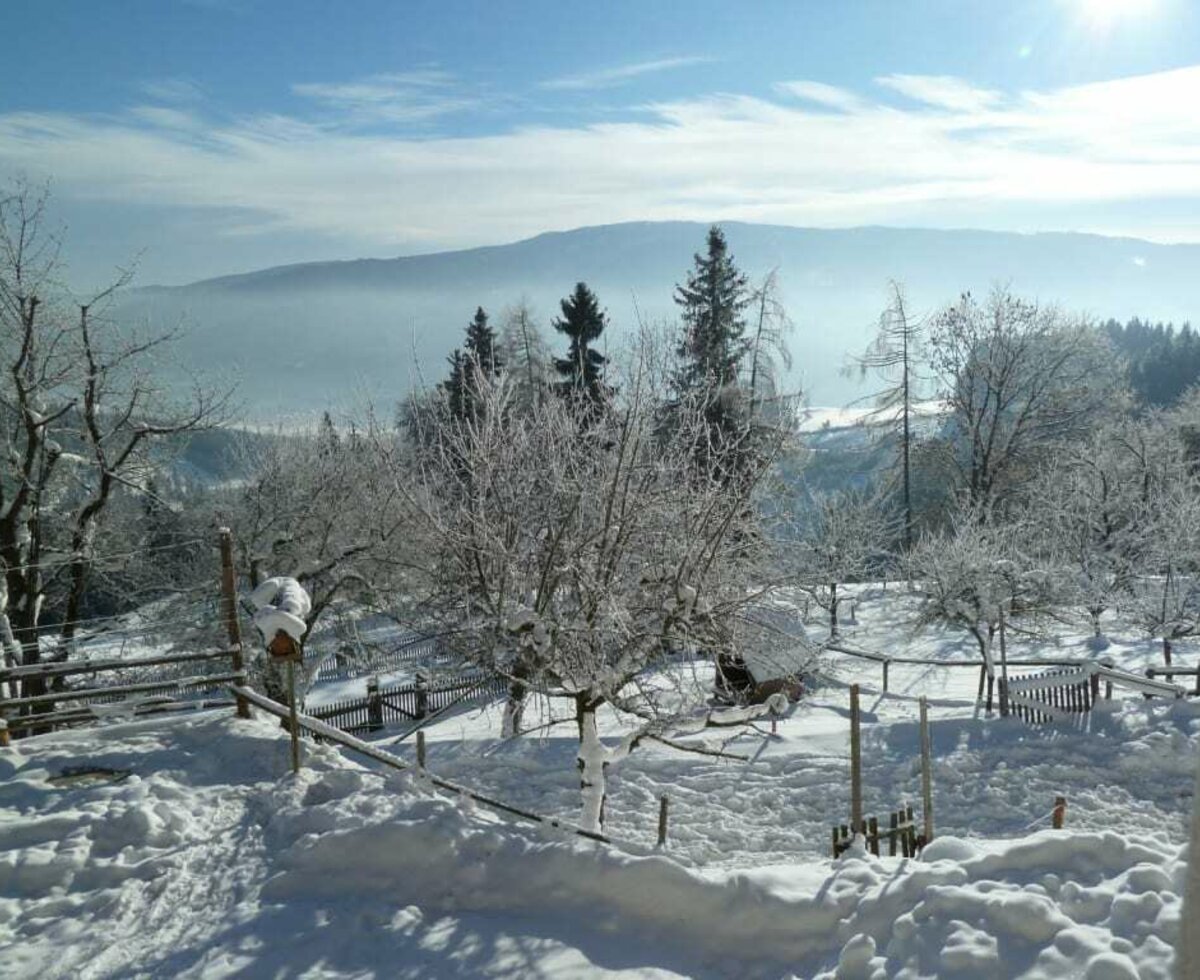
top-left (286, 657), bottom-right (301, 775)
top-left (1089, 671), bottom-right (1099, 708)
top-left (882, 659), bottom-right (889, 694)
top-left (1052, 795), bottom-right (1067, 829)
top-left (657, 794), bottom-right (669, 848)
top-left (218, 528), bottom-right (251, 720)
top-left (867, 815), bottom-right (879, 856)
top-left (849, 684), bottom-right (863, 836)
top-left (416, 729), bottom-right (427, 769)
top-left (919, 696), bottom-right (934, 845)
top-left (888, 810), bottom-right (898, 856)
top-left (905, 804), bottom-right (916, 855)
top-left (986, 674), bottom-right (994, 713)
top-left (831, 826), bottom-right (840, 858)
top-left (998, 607), bottom-right (1010, 718)
top-left (0, 718), bottom-right (8, 748)
top-left (415, 674), bottom-right (428, 719)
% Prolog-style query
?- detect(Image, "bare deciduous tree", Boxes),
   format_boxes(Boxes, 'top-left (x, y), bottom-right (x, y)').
top-left (0, 182), bottom-right (227, 707)
top-left (928, 288), bottom-right (1126, 517)
top-left (400, 334), bottom-right (796, 834)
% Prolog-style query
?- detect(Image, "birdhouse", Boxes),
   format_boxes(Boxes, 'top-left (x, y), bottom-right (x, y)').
top-left (268, 630), bottom-right (300, 661)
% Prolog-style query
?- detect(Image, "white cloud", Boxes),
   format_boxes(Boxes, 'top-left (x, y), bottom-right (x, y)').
top-left (4, 66), bottom-right (1200, 252)
top-left (292, 71), bottom-right (481, 123)
top-left (540, 56), bottom-right (712, 91)
top-left (774, 80), bottom-right (863, 112)
top-left (876, 74), bottom-right (1005, 113)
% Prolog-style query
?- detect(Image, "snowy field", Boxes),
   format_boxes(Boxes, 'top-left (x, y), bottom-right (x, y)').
top-left (1, 585), bottom-right (1197, 977)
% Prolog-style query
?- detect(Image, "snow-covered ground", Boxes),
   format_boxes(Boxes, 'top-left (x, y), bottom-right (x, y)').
top-left (1, 585), bottom-right (1196, 977)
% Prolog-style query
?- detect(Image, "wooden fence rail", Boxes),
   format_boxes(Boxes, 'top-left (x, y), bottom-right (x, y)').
top-left (231, 684), bottom-right (615, 846)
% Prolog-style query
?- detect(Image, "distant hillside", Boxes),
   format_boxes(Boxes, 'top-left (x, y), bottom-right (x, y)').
top-left (119, 221), bottom-right (1200, 420)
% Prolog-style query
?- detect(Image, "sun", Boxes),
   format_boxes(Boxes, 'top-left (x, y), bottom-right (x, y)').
top-left (1073, 0), bottom-right (1157, 28)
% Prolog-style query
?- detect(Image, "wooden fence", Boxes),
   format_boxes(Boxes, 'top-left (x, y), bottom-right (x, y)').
top-left (307, 634), bottom-right (440, 683)
top-left (308, 673), bottom-right (508, 733)
top-left (833, 805), bottom-right (921, 858)
top-left (1004, 667), bottom-right (1096, 725)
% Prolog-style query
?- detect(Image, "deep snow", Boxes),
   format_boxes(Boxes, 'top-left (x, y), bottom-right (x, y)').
top-left (2, 583), bottom-right (1198, 977)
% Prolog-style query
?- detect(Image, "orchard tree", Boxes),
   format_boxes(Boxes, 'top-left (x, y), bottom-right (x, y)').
top-left (928, 288), bottom-right (1126, 517)
top-left (907, 510), bottom-right (1060, 678)
top-left (402, 333), bottom-right (794, 834)
top-left (789, 487), bottom-right (895, 638)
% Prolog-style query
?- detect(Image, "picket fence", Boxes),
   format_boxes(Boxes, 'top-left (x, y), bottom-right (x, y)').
top-left (307, 673), bottom-right (508, 733)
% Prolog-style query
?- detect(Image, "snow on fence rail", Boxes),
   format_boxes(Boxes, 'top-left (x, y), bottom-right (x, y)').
top-left (230, 684), bottom-right (616, 846)
top-left (307, 673), bottom-right (507, 733)
top-left (0, 646), bottom-right (245, 740)
top-left (307, 633), bottom-right (439, 683)
top-left (825, 642), bottom-right (1187, 704)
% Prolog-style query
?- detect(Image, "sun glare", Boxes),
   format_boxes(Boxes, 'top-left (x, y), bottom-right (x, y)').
top-left (1074, 0), bottom-right (1156, 29)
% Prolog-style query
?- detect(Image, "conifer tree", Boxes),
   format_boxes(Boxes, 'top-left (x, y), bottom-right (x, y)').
top-left (552, 282), bottom-right (609, 408)
top-left (464, 306), bottom-right (503, 380)
top-left (674, 225), bottom-right (751, 390)
top-left (442, 348), bottom-right (469, 422)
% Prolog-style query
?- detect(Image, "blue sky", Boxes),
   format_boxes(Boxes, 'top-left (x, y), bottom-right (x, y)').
top-left (4, 0), bottom-right (1200, 284)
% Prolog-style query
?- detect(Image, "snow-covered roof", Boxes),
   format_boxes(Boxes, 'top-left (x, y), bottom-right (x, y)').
top-left (739, 602), bottom-right (815, 681)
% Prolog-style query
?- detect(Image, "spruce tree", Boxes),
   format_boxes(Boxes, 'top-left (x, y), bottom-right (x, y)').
top-left (552, 282), bottom-right (608, 408)
top-left (442, 348), bottom-right (468, 422)
top-left (674, 225), bottom-right (751, 390)
top-left (464, 306), bottom-right (503, 380)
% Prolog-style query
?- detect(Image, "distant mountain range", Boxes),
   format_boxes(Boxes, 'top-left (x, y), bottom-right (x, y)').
top-left (121, 221), bottom-right (1200, 420)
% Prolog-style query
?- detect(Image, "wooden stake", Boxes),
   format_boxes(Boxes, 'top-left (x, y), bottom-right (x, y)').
top-left (218, 528), bottom-right (251, 720)
top-left (416, 729), bottom-right (427, 769)
top-left (868, 815), bottom-right (879, 856)
top-left (882, 659), bottom-right (889, 694)
top-left (1052, 795), bottom-right (1067, 829)
top-left (0, 718), bottom-right (8, 748)
top-left (657, 795), bottom-right (669, 848)
top-left (919, 696), bottom-right (934, 845)
top-left (998, 607), bottom-right (1010, 718)
top-left (286, 656), bottom-right (301, 775)
top-left (849, 684), bottom-right (863, 836)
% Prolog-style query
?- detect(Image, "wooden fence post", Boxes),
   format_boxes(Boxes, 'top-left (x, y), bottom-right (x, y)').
top-left (998, 607), bottom-right (1010, 718)
top-left (416, 729), bottom-right (427, 769)
top-left (367, 677), bottom-right (383, 732)
top-left (218, 528), bottom-right (251, 720)
top-left (657, 795), bottom-right (669, 848)
top-left (286, 656), bottom-right (301, 774)
top-left (1052, 795), bottom-right (1067, 829)
top-left (986, 674), bottom-right (994, 713)
top-left (882, 659), bottom-right (889, 694)
top-left (919, 696), bottom-right (934, 845)
top-left (0, 718), bottom-right (8, 748)
top-left (850, 684), bottom-right (863, 836)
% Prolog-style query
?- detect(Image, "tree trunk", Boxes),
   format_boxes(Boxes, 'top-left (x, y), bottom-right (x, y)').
top-left (576, 694), bottom-right (607, 834)
top-left (830, 582), bottom-right (839, 638)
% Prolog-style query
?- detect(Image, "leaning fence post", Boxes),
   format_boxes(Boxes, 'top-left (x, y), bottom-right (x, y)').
top-left (1052, 795), bottom-right (1067, 829)
top-left (850, 683), bottom-right (863, 836)
top-left (998, 607), bottom-right (1011, 718)
top-left (657, 795), bottom-right (669, 848)
top-left (919, 696), bottom-right (934, 845)
top-left (218, 528), bottom-right (251, 720)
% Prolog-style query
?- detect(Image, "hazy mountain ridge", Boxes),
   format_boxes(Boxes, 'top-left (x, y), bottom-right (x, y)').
top-left (122, 221), bottom-right (1200, 419)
